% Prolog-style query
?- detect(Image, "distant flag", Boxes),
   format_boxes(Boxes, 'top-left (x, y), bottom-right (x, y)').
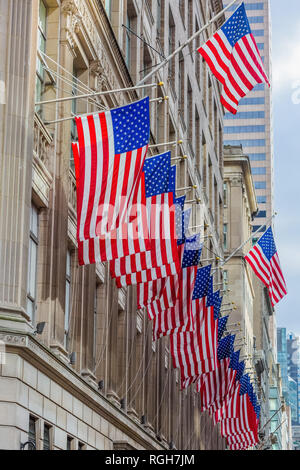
top-left (152, 234), bottom-right (203, 340)
top-left (171, 265), bottom-right (220, 386)
top-left (198, 3), bottom-right (270, 114)
top-left (245, 226), bottom-right (287, 306)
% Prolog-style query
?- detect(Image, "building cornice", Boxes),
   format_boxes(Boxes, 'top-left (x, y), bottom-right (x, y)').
top-left (0, 328), bottom-right (165, 450)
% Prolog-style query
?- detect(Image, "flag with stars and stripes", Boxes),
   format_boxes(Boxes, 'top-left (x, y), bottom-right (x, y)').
top-left (145, 244), bottom-right (185, 317)
top-left (73, 142), bottom-right (151, 266)
top-left (152, 234), bottom-right (203, 341)
top-left (245, 226), bottom-right (287, 307)
top-left (213, 375), bottom-right (259, 445)
top-left (75, 97), bottom-right (150, 243)
top-left (198, 3), bottom-right (270, 114)
top-left (136, 199), bottom-right (190, 310)
top-left (109, 153), bottom-right (179, 283)
top-left (171, 265), bottom-right (220, 385)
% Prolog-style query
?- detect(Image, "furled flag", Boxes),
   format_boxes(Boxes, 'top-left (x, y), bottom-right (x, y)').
top-left (110, 153), bottom-right (179, 283)
top-left (75, 97), bottom-right (150, 239)
top-left (198, 3), bottom-right (270, 114)
top-left (152, 234), bottom-right (203, 340)
top-left (244, 226), bottom-right (287, 306)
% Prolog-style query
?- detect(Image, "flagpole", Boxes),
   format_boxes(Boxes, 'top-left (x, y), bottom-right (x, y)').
top-left (216, 214), bottom-right (276, 271)
top-left (136, 0), bottom-right (240, 86)
top-left (35, 82), bottom-right (163, 106)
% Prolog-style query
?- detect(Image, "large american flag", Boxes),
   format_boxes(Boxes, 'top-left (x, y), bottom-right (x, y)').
top-left (152, 234), bottom-right (202, 340)
top-left (245, 226), bottom-right (287, 306)
top-left (110, 153), bottom-right (179, 279)
top-left (73, 142), bottom-right (151, 266)
top-left (198, 3), bottom-right (269, 114)
top-left (73, 97), bottom-right (150, 264)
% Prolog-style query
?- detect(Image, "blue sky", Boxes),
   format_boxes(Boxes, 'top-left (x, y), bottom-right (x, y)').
top-left (271, 0), bottom-right (300, 334)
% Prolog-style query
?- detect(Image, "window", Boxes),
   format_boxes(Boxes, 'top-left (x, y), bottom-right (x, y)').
top-left (29, 416), bottom-right (37, 449)
top-left (252, 29), bottom-right (264, 37)
top-left (249, 16), bottom-right (264, 24)
top-left (224, 139), bottom-right (266, 147)
top-left (256, 211), bottom-right (267, 218)
top-left (223, 182), bottom-right (228, 206)
top-left (36, 0), bottom-right (47, 116)
top-left (223, 224), bottom-right (228, 251)
top-left (78, 441), bottom-right (85, 450)
top-left (224, 125), bottom-right (265, 134)
top-left (43, 424), bottom-right (52, 450)
top-left (249, 153), bottom-right (266, 161)
top-left (252, 167), bottom-right (266, 175)
top-left (252, 225), bottom-right (266, 233)
top-left (257, 196), bottom-right (267, 203)
top-left (239, 97), bottom-right (265, 105)
top-left (125, 12), bottom-right (131, 67)
top-left (224, 111), bottom-right (265, 120)
top-left (67, 436), bottom-right (74, 450)
top-left (64, 250), bottom-right (71, 349)
top-left (254, 181), bottom-right (266, 189)
top-left (104, 0), bottom-right (111, 19)
top-left (27, 204), bottom-right (39, 321)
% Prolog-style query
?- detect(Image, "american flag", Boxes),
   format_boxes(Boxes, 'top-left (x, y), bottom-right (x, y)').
top-left (146, 244), bottom-right (185, 318)
top-left (196, 334), bottom-right (235, 410)
top-left (110, 153), bottom-right (179, 282)
top-left (75, 97), bottom-right (150, 240)
top-left (213, 374), bottom-right (258, 431)
top-left (245, 226), bottom-right (287, 306)
top-left (152, 234), bottom-right (203, 340)
top-left (73, 142), bottom-right (151, 266)
top-left (198, 3), bottom-right (269, 114)
top-left (171, 265), bottom-right (219, 385)
top-left (137, 199), bottom-right (189, 310)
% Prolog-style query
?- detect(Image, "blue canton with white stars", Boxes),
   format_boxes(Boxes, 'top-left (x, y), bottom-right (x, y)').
top-left (229, 350), bottom-right (240, 371)
top-left (218, 316), bottom-right (229, 342)
top-left (192, 265), bottom-right (212, 300)
top-left (239, 374), bottom-right (251, 396)
top-left (143, 152), bottom-right (170, 197)
top-left (257, 226), bottom-right (277, 261)
top-left (168, 165), bottom-right (176, 196)
top-left (236, 360), bottom-right (245, 382)
top-left (217, 334), bottom-right (235, 361)
top-left (175, 196), bottom-right (186, 244)
top-left (206, 277), bottom-right (214, 306)
top-left (213, 293), bottom-right (223, 320)
top-left (221, 3), bottom-right (251, 48)
top-left (182, 234), bottom-right (203, 268)
top-left (111, 97), bottom-right (150, 154)
top-left (177, 209), bottom-right (191, 246)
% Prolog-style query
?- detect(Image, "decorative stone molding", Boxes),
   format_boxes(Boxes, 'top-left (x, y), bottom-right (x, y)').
top-left (118, 288), bottom-right (127, 312)
top-left (81, 368), bottom-right (98, 390)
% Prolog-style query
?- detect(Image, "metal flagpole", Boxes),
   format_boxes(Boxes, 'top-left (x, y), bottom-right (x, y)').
top-left (35, 82), bottom-right (163, 106)
top-left (43, 96), bottom-right (166, 125)
top-left (136, 0), bottom-right (240, 86)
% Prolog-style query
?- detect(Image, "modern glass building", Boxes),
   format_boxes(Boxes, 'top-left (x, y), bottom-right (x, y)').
top-left (224, 0), bottom-right (273, 234)
top-left (277, 328), bottom-right (289, 399)
top-left (287, 333), bottom-right (300, 425)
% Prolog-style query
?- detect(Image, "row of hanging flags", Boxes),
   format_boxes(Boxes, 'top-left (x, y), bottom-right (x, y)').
top-left (71, 4), bottom-right (287, 450)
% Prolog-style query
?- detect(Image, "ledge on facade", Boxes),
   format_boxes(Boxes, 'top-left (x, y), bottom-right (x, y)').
top-left (0, 329), bottom-right (165, 450)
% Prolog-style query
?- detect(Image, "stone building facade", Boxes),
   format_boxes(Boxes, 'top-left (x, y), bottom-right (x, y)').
top-left (0, 0), bottom-right (228, 450)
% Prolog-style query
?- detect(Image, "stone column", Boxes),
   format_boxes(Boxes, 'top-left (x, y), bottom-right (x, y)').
top-left (0, 0), bottom-right (37, 331)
